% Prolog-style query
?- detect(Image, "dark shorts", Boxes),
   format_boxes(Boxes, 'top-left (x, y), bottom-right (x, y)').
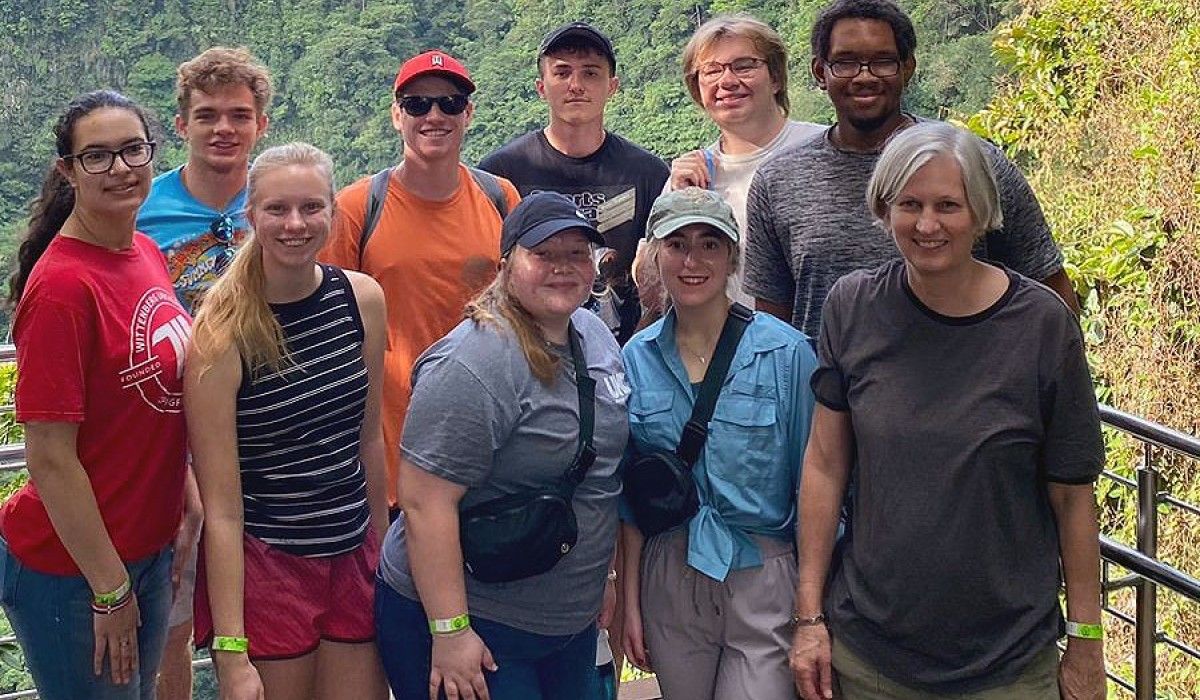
top-left (195, 529), bottom-right (379, 660)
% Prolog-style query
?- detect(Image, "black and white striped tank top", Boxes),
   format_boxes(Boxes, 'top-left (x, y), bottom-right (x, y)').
top-left (237, 265), bottom-right (370, 557)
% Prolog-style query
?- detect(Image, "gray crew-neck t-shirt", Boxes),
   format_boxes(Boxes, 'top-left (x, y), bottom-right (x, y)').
top-left (743, 119), bottom-right (1063, 337)
top-left (811, 260), bottom-right (1103, 694)
top-left (378, 308), bottom-right (629, 636)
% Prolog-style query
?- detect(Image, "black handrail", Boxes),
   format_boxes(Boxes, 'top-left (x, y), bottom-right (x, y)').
top-left (1100, 535), bottom-right (1200, 601)
top-left (1099, 404), bottom-right (1200, 460)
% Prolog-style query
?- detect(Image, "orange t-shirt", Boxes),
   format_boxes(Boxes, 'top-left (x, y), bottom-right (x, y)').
top-left (319, 164), bottom-right (520, 504)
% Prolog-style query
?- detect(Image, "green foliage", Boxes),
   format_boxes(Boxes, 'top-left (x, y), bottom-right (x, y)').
top-left (973, 0), bottom-right (1200, 693)
top-left (0, 1), bottom-right (1013, 320)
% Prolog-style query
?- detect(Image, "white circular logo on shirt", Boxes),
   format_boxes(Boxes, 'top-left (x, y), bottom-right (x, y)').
top-left (119, 287), bottom-right (191, 413)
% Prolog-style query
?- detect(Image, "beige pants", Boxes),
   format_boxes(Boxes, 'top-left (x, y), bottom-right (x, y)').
top-left (832, 636), bottom-right (1061, 700)
top-left (640, 529), bottom-right (798, 700)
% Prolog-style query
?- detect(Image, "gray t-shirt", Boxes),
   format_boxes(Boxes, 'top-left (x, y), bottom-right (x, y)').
top-left (378, 308), bottom-right (629, 636)
top-left (812, 260), bottom-right (1104, 694)
top-left (743, 120), bottom-right (1063, 337)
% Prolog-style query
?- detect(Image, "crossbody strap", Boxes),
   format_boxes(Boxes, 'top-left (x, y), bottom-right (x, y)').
top-left (565, 323), bottom-right (597, 485)
top-left (675, 302), bottom-right (753, 466)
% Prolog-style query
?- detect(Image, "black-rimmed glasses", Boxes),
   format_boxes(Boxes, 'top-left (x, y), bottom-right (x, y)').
top-left (64, 141), bottom-right (156, 174)
top-left (695, 57), bottom-right (767, 84)
top-left (827, 59), bottom-right (902, 79)
top-left (395, 94), bottom-right (469, 117)
top-left (210, 213), bottom-right (237, 273)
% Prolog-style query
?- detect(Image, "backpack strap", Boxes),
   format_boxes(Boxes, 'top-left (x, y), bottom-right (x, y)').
top-left (359, 166), bottom-right (506, 270)
top-left (467, 166), bottom-right (509, 220)
top-left (358, 167), bottom-right (394, 270)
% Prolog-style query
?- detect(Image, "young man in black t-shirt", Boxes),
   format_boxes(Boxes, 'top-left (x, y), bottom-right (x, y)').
top-left (479, 22), bottom-right (669, 344)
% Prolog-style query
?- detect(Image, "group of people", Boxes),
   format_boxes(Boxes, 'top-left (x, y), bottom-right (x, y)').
top-left (0, 1), bottom-right (1108, 699)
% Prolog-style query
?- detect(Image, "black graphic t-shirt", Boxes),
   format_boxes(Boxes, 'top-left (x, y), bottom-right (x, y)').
top-left (479, 130), bottom-right (669, 343)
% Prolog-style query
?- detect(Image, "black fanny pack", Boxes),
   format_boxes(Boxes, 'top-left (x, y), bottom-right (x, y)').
top-left (459, 325), bottom-right (597, 584)
top-left (624, 303), bottom-right (752, 537)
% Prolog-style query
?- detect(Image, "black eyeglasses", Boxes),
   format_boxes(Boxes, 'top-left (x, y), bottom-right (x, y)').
top-left (209, 214), bottom-right (237, 273)
top-left (695, 57), bottom-right (767, 84)
top-left (64, 141), bottom-right (156, 175)
top-left (395, 94), bottom-right (469, 117)
top-left (827, 59), bottom-right (902, 79)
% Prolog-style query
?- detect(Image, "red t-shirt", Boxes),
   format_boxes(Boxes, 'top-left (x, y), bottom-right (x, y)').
top-left (0, 233), bottom-right (190, 575)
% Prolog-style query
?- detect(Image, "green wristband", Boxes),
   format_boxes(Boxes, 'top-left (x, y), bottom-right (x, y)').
top-left (429, 614), bottom-right (470, 635)
top-left (1065, 621), bottom-right (1103, 640)
top-left (93, 576), bottom-right (131, 607)
top-left (212, 635), bottom-right (250, 653)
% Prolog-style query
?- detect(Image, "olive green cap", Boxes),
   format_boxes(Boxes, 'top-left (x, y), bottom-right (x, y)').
top-left (646, 187), bottom-right (739, 242)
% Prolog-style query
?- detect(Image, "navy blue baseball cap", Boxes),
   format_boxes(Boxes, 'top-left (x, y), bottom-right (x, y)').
top-left (500, 191), bottom-right (603, 257)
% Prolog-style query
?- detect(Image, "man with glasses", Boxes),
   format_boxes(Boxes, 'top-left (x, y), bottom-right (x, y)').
top-left (661, 14), bottom-right (822, 308)
top-left (320, 49), bottom-right (520, 519)
top-left (479, 22), bottom-right (668, 345)
top-left (743, 0), bottom-right (1078, 336)
top-left (135, 46), bottom-right (272, 700)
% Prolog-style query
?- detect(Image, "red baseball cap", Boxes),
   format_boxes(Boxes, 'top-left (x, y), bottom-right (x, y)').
top-left (393, 50), bottom-right (476, 95)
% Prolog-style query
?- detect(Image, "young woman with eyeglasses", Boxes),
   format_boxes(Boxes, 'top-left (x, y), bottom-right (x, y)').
top-left (653, 15), bottom-right (823, 310)
top-left (0, 90), bottom-right (191, 700)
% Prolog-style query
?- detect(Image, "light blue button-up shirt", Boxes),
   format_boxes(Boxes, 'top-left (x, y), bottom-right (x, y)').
top-left (621, 309), bottom-right (818, 581)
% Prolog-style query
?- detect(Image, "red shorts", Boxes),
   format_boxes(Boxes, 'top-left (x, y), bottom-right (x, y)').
top-left (194, 528), bottom-right (380, 660)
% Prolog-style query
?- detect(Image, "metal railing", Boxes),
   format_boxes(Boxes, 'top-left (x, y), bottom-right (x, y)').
top-left (1095, 405), bottom-right (1200, 699)
top-left (0, 348), bottom-right (1196, 698)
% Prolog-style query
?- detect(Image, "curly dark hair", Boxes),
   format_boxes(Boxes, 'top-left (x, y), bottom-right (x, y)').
top-left (810, 0), bottom-right (917, 63)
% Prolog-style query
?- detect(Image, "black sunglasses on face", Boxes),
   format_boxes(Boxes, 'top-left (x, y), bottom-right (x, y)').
top-left (395, 94), bottom-right (469, 117)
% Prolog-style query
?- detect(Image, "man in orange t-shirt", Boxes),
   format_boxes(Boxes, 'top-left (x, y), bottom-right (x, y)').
top-left (320, 50), bottom-right (520, 511)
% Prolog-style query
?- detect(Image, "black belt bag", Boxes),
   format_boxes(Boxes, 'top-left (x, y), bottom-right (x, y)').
top-left (624, 303), bottom-right (752, 537)
top-left (459, 325), bottom-right (597, 583)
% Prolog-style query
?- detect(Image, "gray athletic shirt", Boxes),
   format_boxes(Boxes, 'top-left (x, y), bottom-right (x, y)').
top-left (378, 308), bottom-right (629, 636)
top-left (744, 120), bottom-right (1063, 337)
top-left (812, 260), bottom-right (1104, 693)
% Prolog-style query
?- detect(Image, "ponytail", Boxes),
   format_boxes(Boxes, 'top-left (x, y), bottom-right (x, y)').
top-left (9, 166), bottom-right (74, 304)
top-left (192, 142), bottom-right (336, 378)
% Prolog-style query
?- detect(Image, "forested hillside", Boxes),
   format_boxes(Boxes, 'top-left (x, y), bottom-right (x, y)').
top-left (0, 0), bottom-right (1014, 315)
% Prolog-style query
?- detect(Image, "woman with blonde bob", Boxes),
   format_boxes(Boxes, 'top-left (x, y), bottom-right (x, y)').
top-left (186, 142), bottom-right (389, 700)
top-left (657, 14), bottom-right (822, 312)
top-left (374, 192), bottom-right (628, 700)
top-left (790, 122), bottom-right (1106, 700)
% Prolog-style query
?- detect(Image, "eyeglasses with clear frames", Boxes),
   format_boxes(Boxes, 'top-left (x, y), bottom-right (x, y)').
top-left (695, 57), bottom-right (768, 85)
top-left (826, 59), bottom-right (902, 79)
top-left (64, 141), bottom-right (156, 175)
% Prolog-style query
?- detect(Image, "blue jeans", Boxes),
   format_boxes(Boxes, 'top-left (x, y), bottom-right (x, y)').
top-left (375, 577), bottom-right (599, 700)
top-left (0, 538), bottom-right (173, 700)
